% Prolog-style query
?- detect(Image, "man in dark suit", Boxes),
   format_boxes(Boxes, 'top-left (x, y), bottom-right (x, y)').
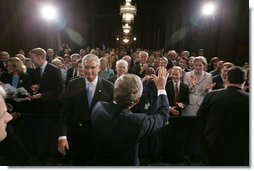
top-left (57, 54), bottom-right (114, 165)
top-left (65, 53), bottom-right (81, 88)
top-left (0, 85), bottom-right (33, 165)
top-left (29, 48), bottom-right (63, 114)
top-left (161, 66), bottom-right (189, 163)
top-left (91, 67), bottom-right (169, 166)
top-left (0, 51), bottom-right (10, 77)
top-left (129, 51), bottom-right (150, 78)
top-left (108, 59), bottom-right (128, 84)
top-left (166, 50), bottom-right (177, 70)
top-left (166, 66), bottom-right (189, 116)
top-left (212, 62), bottom-right (234, 90)
top-left (197, 66), bottom-right (249, 166)
top-left (46, 48), bottom-right (55, 63)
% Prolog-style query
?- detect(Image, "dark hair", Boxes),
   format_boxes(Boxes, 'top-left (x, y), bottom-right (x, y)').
top-left (147, 67), bottom-right (155, 75)
top-left (227, 66), bottom-right (247, 84)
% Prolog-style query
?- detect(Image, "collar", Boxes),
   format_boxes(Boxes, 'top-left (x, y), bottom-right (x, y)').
top-left (191, 70), bottom-right (205, 82)
top-left (85, 76), bottom-right (98, 87)
top-left (173, 80), bottom-right (180, 85)
top-left (40, 61), bottom-right (48, 73)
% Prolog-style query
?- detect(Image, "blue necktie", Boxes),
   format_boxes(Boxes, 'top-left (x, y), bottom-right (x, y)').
top-left (87, 82), bottom-right (93, 107)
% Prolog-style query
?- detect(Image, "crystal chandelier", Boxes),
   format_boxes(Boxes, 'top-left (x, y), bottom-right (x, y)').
top-left (120, 0), bottom-right (137, 24)
top-left (123, 37), bottom-right (130, 43)
top-left (122, 23), bottom-right (131, 34)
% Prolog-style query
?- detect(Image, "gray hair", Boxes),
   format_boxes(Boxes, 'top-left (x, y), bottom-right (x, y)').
top-left (138, 51), bottom-right (148, 58)
top-left (0, 85), bottom-right (6, 99)
top-left (114, 74), bottom-right (143, 107)
top-left (82, 54), bottom-right (100, 66)
top-left (116, 59), bottom-right (128, 68)
top-left (70, 53), bottom-right (81, 60)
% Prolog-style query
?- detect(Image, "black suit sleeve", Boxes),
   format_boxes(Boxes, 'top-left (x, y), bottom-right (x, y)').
top-left (41, 66), bottom-right (63, 101)
top-left (139, 94), bottom-right (169, 137)
top-left (196, 91), bottom-right (217, 120)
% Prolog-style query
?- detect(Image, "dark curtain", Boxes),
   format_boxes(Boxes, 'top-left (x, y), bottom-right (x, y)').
top-left (0, 0), bottom-right (249, 65)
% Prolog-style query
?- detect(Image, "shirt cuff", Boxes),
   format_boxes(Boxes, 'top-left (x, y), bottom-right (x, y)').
top-left (58, 136), bottom-right (67, 140)
top-left (158, 89), bottom-right (167, 96)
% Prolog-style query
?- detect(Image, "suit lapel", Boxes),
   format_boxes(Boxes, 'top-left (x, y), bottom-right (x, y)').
top-left (168, 81), bottom-right (175, 105)
top-left (91, 77), bottom-right (103, 107)
top-left (42, 63), bottom-right (49, 79)
top-left (83, 78), bottom-right (90, 107)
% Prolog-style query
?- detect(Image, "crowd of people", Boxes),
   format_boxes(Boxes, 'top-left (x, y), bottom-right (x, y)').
top-left (0, 46), bottom-right (249, 166)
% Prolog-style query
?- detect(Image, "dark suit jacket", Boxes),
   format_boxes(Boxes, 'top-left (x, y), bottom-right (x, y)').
top-left (107, 75), bottom-right (117, 84)
top-left (65, 67), bottom-right (76, 88)
top-left (212, 75), bottom-right (224, 90)
top-left (165, 80), bottom-right (189, 115)
top-left (129, 63), bottom-right (148, 78)
top-left (166, 59), bottom-right (175, 70)
top-left (0, 72), bottom-right (32, 112)
top-left (0, 61), bottom-right (7, 73)
top-left (58, 77), bottom-right (114, 164)
top-left (0, 72), bottom-right (31, 91)
top-left (91, 94), bottom-right (169, 166)
top-left (197, 87), bottom-right (249, 165)
top-left (0, 124), bottom-right (32, 165)
top-left (30, 63), bottom-right (63, 114)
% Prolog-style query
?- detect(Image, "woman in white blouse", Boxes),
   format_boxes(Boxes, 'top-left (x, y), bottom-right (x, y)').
top-left (182, 56), bottom-right (215, 116)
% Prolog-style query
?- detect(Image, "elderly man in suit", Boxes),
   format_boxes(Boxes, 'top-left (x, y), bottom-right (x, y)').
top-left (65, 53), bottom-right (81, 88)
top-left (58, 54), bottom-right (114, 165)
top-left (166, 66), bottom-right (189, 116)
top-left (91, 67), bottom-right (169, 166)
top-left (29, 47), bottom-right (64, 114)
top-left (212, 62), bottom-right (234, 90)
top-left (130, 51), bottom-right (150, 78)
top-left (108, 59), bottom-right (128, 84)
top-left (160, 66), bottom-right (189, 163)
top-left (197, 66), bottom-right (249, 166)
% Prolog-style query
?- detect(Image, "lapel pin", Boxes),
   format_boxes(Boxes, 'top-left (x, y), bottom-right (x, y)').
top-left (99, 90), bottom-right (101, 92)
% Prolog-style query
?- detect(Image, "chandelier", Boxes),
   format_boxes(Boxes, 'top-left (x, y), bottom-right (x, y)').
top-left (123, 37), bottom-right (130, 43)
top-left (122, 23), bottom-right (131, 34)
top-left (120, 0), bottom-right (137, 24)
top-left (119, 0), bottom-right (137, 45)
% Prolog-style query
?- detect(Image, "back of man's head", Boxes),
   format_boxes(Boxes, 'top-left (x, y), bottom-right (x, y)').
top-left (227, 66), bottom-right (247, 84)
top-left (114, 74), bottom-right (143, 107)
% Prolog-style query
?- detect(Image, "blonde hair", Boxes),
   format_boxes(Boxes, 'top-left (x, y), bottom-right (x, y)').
top-left (171, 66), bottom-right (183, 73)
top-left (29, 48), bottom-right (46, 60)
top-left (7, 57), bottom-right (26, 75)
top-left (194, 56), bottom-right (207, 66)
top-left (51, 58), bottom-right (63, 68)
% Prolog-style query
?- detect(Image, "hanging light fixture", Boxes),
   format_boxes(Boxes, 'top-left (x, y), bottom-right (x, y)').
top-left (122, 23), bottom-right (131, 34)
top-left (123, 37), bottom-right (130, 43)
top-left (120, 0), bottom-right (137, 24)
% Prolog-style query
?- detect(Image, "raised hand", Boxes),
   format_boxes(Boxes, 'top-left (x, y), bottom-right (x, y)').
top-left (152, 66), bottom-right (169, 90)
top-left (190, 75), bottom-right (197, 87)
